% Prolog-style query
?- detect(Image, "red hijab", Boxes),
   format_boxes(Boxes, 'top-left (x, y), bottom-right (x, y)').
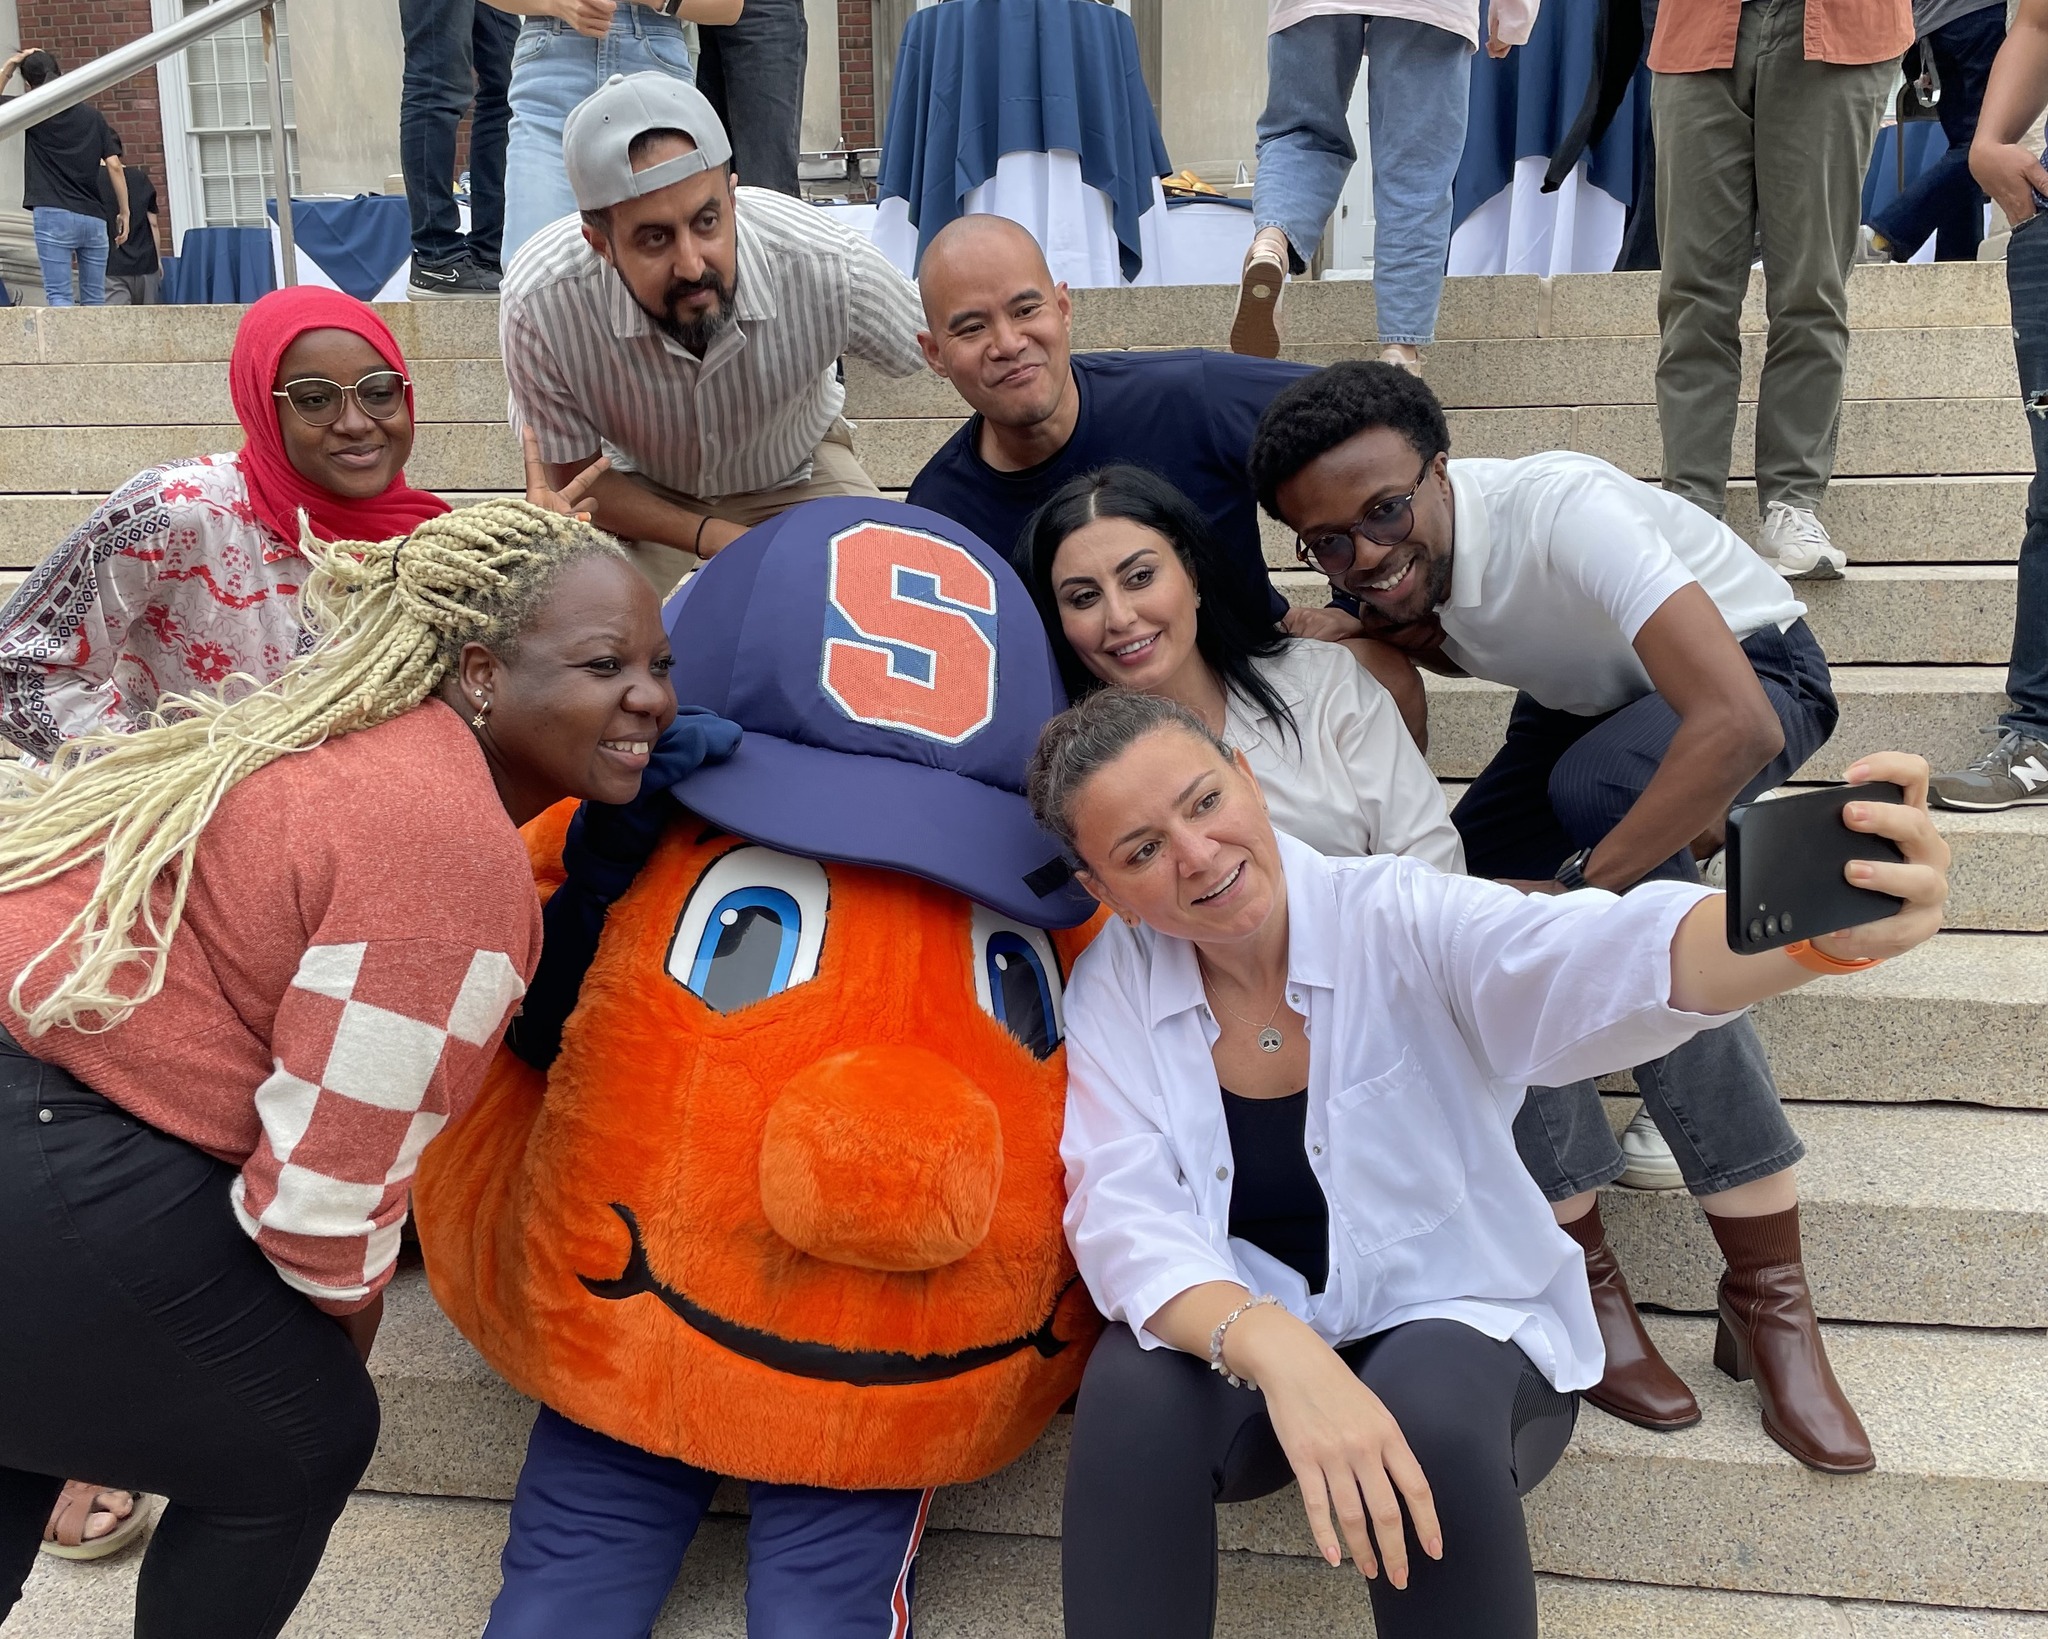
top-left (229, 287), bottom-right (451, 548)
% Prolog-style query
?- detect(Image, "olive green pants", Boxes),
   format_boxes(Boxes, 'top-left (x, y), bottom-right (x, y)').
top-left (1652, 0), bottom-right (1897, 518)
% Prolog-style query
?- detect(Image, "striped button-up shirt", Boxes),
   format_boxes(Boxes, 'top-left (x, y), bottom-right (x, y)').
top-left (501, 187), bottom-right (927, 501)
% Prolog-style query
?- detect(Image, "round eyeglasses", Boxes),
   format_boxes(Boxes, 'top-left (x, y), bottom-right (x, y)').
top-left (1293, 454), bottom-right (1433, 577)
top-left (272, 371), bottom-right (410, 428)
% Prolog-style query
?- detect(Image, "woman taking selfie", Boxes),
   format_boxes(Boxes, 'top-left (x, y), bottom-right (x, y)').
top-left (0, 501), bottom-right (700, 1638)
top-left (1026, 690), bottom-right (1948, 1639)
top-left (1023, 464), bottom-right (1459, 871)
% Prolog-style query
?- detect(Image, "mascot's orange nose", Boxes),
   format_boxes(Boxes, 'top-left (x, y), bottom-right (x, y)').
top-left (758, 1046), bottom-right (1006, 1272)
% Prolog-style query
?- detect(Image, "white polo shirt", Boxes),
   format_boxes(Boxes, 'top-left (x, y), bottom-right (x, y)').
top-left (1437, 453), bottom-right (1806, 717)
top-left (1060, 830), bottom-right (1735, 1390)
top-left (1225, 641), bottom-right (1465, 874)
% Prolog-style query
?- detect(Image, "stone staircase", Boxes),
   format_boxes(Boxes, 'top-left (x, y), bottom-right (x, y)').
top-left (4, 262), bottom-right (2044, 1637)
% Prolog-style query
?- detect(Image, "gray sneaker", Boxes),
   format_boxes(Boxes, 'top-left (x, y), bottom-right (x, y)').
top-left (1929, 727), bottom-right (2048, 811)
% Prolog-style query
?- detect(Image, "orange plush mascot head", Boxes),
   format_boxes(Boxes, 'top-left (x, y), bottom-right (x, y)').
top-left (415, 500), bottom-right (1105, 1489)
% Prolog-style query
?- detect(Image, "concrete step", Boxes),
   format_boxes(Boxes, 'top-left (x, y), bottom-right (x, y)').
top-left (1597, 1097), bottom-right (2048, 1327)
top-left (1274, 566), bottom-right (2020, 666)
top-left (1422, 665), bottom-right (2012, 785)
top-left (0, 356), bottom-right (514, 429)
top-left (15, 1496), bottom-right (2044, 1639)
top-left (843, 325), bottom-right (2022, 419)
top-left (354, 1274), bottom-right (2048, 1610)
top-left (843, 398), bottom-right (2034, 492)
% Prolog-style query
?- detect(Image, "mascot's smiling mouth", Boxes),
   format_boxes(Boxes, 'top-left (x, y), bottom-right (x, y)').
top-left (582, 1203), bottom-right (1075, 1388)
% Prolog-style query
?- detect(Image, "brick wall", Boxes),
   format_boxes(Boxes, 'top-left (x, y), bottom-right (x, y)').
top-left (16, 0), bottom-right (169, 249)
top-left (837, 0), bottom-right (873, 153)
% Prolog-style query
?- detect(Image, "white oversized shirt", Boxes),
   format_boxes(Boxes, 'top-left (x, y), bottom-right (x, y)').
top-left (1227, 641), bottom-right (1466, 874)
top-left (1059, 830), bottom-right (1736, 1390)
top-left (1438, 452), bottom-right (1807, 717)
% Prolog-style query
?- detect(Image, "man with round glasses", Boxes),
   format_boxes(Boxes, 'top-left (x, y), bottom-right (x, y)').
top-left (1242, 360), bottom-right (1875, 1477)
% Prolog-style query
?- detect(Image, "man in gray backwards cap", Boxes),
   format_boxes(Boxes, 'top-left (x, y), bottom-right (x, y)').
top-left (501, 72), bottom-right (926, 593)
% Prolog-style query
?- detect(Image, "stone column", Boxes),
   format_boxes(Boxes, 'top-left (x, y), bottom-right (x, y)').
top-left (802, 0), bottom-right (841, 153)
top-left (288, 0), bottom-right (403, 198)
top-left (1156, 0), bottom-right (1264, 186)
top-left (0, 0), bottom-right (29, 289)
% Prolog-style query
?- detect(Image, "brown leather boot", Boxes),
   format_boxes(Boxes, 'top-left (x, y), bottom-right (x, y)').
top-left (1709, 1205), bottom-right (1875, 1474)
top-left (1562, 1202), bottom-right (1701, 1431)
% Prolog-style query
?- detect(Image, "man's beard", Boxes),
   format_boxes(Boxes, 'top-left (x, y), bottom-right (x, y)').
top-left (631, 268), bottom-right (736, 354)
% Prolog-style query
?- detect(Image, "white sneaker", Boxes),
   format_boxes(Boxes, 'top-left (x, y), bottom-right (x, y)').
top-left (1616, 1106), bottom-right (1685, 1191)
top-left (1759, 502), bottom-right (1847, 581)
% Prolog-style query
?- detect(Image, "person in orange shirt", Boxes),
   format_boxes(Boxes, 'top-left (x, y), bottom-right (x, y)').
top-left (1649, 0), bottom-right (1910, 581)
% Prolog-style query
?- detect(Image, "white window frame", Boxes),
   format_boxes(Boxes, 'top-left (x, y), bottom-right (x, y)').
top-left (150, 0), bottom-right (298, 249)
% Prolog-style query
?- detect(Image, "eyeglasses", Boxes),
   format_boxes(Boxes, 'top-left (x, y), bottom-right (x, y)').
top-left (1293, 455), bottom-right (1434, 576)
top-left (272, 371), bottom-right (410, 428)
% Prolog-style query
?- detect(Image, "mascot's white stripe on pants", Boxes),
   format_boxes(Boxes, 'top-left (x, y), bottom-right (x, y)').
top-left (889, 1488), bottom-right (937, 1638)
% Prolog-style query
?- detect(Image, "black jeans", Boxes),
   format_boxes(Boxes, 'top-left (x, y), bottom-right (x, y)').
top-left (1455, 621), bottom-right (1833, 1198)
top-left (0, 1028), bottom-right (379, 1639)
top-left (1063, 1320), bottom-right (1576, 1639)
top-left (1870, 4), bottom-right (2007, 262)
top-left (697, 0), bottom-right (807, 198)
top-left (2005, 200), bottom-right (2048, 738)
top-left (399, 0), bottom-right (519, 268)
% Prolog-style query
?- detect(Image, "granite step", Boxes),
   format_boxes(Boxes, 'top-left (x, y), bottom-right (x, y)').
top-left (0, 356), bottom-right (515, 429)
top-left (14, 1495), bottom-right (2045, 1639)
top-left (354, 1274), bottom-right (2048, 1609)
top-left (1422, 666), bottom-right (2012, 785)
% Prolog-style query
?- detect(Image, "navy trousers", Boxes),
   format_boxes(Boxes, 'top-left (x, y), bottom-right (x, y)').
top-left (485, 1407), bottom-right (932, 1639)
top-left (2005, 195), bottom-right (2048, 738)
top-left (1455, 620), bottom-right (1836, 1198)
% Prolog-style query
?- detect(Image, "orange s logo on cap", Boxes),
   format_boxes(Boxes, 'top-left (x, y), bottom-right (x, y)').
top-left (821, 524), bottom-right (998, 745)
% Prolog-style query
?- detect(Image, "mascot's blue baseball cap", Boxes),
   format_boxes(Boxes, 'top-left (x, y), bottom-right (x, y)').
top-left (664, 497), bottom-right (1095, 929)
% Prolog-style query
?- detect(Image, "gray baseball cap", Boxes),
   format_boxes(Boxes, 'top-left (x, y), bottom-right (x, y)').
top-left (562, 72), bottom-right (734, 212)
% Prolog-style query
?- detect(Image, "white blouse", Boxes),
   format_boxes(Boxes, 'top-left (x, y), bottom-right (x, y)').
top-left (1059, 830), bottom-right (1734, 1390)
top-left (1226, 641), bottom-right (1465, 875)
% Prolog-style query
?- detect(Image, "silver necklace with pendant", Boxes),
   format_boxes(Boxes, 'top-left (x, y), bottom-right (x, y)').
top-left (1201, 965), bottom-right (1288, 1053)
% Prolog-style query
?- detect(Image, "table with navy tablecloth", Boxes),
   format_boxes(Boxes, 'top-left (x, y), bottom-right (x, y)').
top-left (162, 194), bottom-right (426, 304)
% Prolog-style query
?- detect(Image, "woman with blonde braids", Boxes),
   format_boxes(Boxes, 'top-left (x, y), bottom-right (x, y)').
top-left (0, 499), bottom-right (718, 1639)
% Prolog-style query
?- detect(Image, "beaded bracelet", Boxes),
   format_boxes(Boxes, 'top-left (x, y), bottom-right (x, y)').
top-left (1209, 1293), bottom-right (1280, 1389)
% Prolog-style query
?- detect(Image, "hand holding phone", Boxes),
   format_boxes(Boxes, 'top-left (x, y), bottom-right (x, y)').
top-left (1723, 752), bottom-right (1950, 964)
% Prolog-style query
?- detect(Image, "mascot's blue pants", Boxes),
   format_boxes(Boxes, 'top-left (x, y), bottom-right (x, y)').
top-left (484, 1407), bottom-right (933, 1639)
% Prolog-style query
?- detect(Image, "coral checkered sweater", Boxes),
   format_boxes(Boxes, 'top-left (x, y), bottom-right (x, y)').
top-left (0, 700), bottom-right (542, 1314)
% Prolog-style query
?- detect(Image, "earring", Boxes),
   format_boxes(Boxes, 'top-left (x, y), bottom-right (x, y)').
top-left (470, 693), bottom-right (491, 732)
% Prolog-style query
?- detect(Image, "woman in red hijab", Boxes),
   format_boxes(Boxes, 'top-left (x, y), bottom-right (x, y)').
top-left (0, 288), bottom-right (449, 1563)
top-left (0, 287), bottom-right (451, 764)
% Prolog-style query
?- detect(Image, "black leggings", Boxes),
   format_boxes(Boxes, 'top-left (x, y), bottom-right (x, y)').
top-left (0, 1029), bottom-right (379, 1639)
top-left (1063, 1319), bottom-right (1577, 1639)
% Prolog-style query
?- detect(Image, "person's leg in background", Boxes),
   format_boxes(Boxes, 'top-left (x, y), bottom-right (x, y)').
top-left (464, 0), bottom-right (519, 276)
top-left (1748, 0), bottom-right (1895, 578)
top-left (742, 1483), bottom-right (932, 1639)
top-left (1933, 204), bottom-right (2048, 808)
top-left (484, 1407), bottom-right (718, 1639)
top-left (1232, 13), bottom-right (1365, 359)
top-left (73, 213), bottom-right (108, 307)
top-left (400, 0), bottom-right (497, 296)
top-left (30, 206), bottom-right (82, 306)
top-left (1361, 16), bottom-right (1473, 363)
top-left (0, 1048), bottom-right (380, 1637)
top-left (501, 20), bottom-right (590, 265)
top-left (1872, 4), bottom-right (2007, 260)
top-left (696, 0), bottom-right (806, 197)
top-left (1651, 14), bottom-right (1762, 521)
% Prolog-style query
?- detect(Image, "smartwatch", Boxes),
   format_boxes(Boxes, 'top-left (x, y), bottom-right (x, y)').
top-left (1553, 847), bottom-right (1593, 892)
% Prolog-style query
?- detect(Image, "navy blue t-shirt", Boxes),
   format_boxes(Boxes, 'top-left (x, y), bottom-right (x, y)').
top-left (906, 349), bottom-right (1312, 622)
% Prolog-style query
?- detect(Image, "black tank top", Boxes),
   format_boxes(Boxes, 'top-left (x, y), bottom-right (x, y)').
top-left (1221, 1089), bottom-right (1329, 1294)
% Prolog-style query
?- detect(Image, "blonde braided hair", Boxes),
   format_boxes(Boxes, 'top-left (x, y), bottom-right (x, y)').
top-left (0, 498), bottom-right (625, 1037)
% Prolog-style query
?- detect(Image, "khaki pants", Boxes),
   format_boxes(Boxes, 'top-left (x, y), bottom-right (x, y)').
top-left (623, 419), bottom-right (879, 597)
top-left (1652, 0), bottom-right (1896, 517)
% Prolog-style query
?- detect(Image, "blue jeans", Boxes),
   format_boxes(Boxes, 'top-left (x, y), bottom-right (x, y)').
top-left (697, 0), bottom-right (808, 198)
top-left (31, 207), bottom-right (108, 307)
top-left (1870, 3), bottom-right (2006, 261)
top-left (400, 0), bottom-right (518, 269)
top-left (2005, 206), bottom-right (2048, 736)
top-left (501, 6), bottom-right (696, 263)
top-left (1251, 14), bottom-right (1471, 346)
top-left (1456, 621), bottom-right (1836, 1198)
top-left (485, 1407), bottom-right (931, 1639)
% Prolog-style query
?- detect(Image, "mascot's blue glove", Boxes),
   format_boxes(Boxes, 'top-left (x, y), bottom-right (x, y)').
top-left (508, 709), bottom-right (743, 1071)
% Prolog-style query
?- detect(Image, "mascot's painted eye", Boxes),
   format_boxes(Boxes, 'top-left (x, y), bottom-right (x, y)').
top-left (668, 846), bottom-right (830, 1012)
top-left (969, 905), bottom-right (1064, 1060)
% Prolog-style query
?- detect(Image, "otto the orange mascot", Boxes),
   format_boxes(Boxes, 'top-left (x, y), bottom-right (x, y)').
top-left (415, 500), bottom-right (1102, 1637)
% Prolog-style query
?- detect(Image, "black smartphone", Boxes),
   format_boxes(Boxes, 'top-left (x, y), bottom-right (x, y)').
top-left (1722, 782), bottom-right (1907, 954)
